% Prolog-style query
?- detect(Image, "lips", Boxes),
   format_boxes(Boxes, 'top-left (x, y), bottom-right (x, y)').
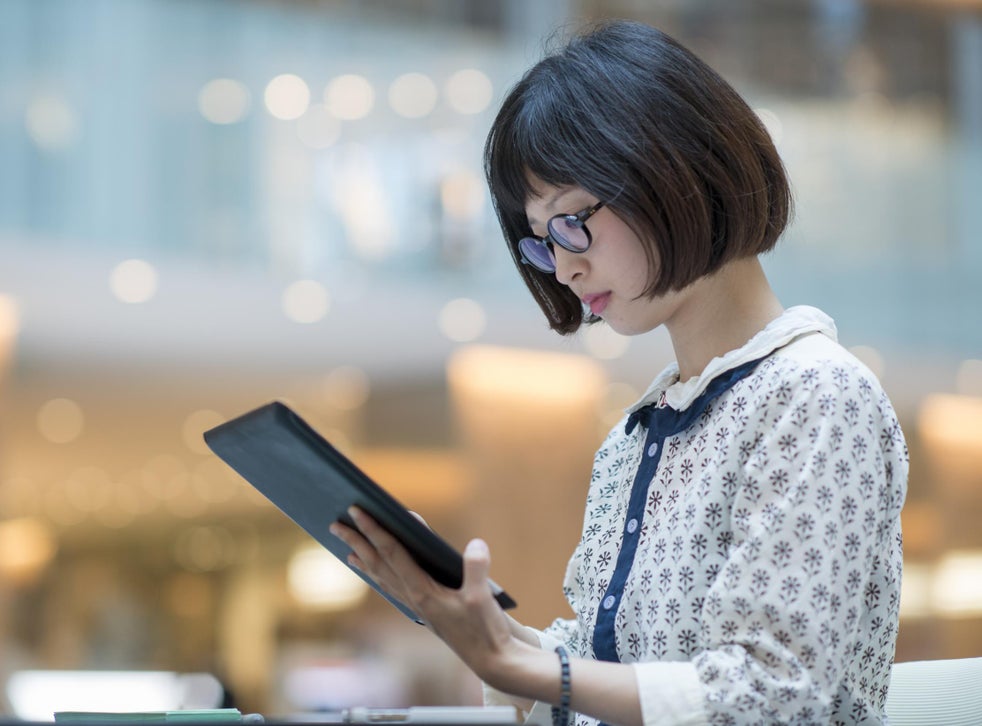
top-left (582, 292), bottom-right (611, 316)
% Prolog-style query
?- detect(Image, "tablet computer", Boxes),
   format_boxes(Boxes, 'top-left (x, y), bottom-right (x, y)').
top-left (203, 401), bottom-right (516, 621)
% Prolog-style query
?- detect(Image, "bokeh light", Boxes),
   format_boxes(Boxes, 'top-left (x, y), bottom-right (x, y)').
top-left (438, 298), bottom-right (486, 342)
top-left (388, 72), bottom-right (438, 118)
top-left (287, 543), bottom-right (369, 611)
top-left (109, 259), bottom-right (158, 304)
top-left (24, 93), bottom-right (79, 151)
top-left (755, 107), bottom-right (785, 145)
top-left (198, 78), bottom-right (251, 124)
top-left (325, 74), bottom-right (375, 120)
top-left (581, 323), bottom-right (631, 360)
top-left (37, 398), bottom-right (85, 444)
top-left (282, 280), bottom-right (331, 323)
top-left (445, 69), bottom-right (493, 114)
top-left (265, 73), bottom-right (311, 121)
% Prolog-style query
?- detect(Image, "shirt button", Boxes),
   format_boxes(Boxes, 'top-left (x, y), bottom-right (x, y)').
top-left (626, 518), bottom-right (638, 534)
top-left (647, 442), bottom-right (659, 458)
top-left (603, 595), bottom-right (616, 610)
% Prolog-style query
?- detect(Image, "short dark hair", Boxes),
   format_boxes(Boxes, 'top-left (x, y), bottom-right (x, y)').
top-left (484, 20), bottom-right (793, 335)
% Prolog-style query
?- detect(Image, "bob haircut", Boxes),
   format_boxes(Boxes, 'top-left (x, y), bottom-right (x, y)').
top-left (484, 20), bottom-right (793, 335)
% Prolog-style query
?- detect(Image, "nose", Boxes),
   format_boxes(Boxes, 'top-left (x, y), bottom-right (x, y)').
top-left (552, 244), bottom-right (587, 286)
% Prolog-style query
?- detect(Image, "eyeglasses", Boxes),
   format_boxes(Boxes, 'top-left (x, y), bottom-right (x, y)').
top-left (518, 201), bottom-right (606, 273)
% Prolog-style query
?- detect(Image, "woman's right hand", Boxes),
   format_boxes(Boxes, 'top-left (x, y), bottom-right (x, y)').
top-left (330, 511), bottom-right (538, 648)
top-left (330, 516), bottom-right (426, 622)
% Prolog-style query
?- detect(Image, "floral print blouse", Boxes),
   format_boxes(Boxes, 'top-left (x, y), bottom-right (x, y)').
top-left (531, 306), bottom-right (909, 726)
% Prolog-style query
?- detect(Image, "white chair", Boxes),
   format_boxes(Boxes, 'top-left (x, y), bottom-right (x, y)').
top-left (884, 657), bottom-right (982, 725)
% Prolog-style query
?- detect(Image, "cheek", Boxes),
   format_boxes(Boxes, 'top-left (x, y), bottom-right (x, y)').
top-left (605, 218), bottom-right (658, 284)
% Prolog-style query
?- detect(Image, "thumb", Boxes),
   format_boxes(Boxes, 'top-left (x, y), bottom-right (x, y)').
top-left (462, 538), bottom-right (491, 599)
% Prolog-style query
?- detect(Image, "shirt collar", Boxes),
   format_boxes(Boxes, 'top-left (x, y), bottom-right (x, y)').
top-left (626, 305), bottom-right (838, 414)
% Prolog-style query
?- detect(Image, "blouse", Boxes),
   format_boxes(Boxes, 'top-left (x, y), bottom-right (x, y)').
top-left (489, 306), bottom-right (909, 726)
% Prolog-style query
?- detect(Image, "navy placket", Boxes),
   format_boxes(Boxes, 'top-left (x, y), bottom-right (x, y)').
top-left (592, 355), bottom-right (769, 663)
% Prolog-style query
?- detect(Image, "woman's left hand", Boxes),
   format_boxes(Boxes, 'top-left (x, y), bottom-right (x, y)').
top-left (329, 507), bottom-right (526, 688)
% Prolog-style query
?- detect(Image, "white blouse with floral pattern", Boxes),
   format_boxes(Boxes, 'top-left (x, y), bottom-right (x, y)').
top-left (489, 306), bottom-right (909, 726)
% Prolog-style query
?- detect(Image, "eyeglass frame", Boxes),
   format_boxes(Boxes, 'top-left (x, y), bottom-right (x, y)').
top-left (518, 200), bottom-right (606, 273)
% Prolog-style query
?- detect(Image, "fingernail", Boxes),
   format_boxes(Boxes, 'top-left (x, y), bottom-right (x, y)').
top-left (466, 539), bottom-right (488, 556)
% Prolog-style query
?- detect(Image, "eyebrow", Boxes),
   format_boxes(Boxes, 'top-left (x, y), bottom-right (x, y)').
top-left (526, 188), bottom-right (575, 228)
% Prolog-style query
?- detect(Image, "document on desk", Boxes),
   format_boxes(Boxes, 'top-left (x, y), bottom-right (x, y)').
top-left (342, 706), bottom-right (522, 724)
top-left (204, 401), bottom-right (517, 623)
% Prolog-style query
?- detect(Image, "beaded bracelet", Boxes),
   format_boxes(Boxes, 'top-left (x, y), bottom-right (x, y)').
top-left (551, 645), bottom-right (571, 726)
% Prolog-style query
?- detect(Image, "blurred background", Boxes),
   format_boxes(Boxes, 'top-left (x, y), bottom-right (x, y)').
top-left (0, 0), bottom-right (980, 719)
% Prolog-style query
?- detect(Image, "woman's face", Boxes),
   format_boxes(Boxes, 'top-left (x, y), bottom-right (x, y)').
top-left (524, 183), bottom-right (687, 337)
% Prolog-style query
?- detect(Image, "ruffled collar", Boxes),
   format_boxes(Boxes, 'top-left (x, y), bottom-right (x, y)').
top-left (626, 305), bottom-right (837, 414)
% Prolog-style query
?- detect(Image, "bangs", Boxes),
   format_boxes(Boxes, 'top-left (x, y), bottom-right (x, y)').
top-left (484, 66), bottom-right (591, 236)
top-left (482, 68), bottom-right (589, 336)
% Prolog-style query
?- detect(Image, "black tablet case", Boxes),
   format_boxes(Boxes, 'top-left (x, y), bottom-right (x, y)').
top-left (203, 401), bottom-right (516, 621)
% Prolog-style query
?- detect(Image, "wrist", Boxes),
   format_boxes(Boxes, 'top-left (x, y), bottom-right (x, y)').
top-left (551, 645), bottom-right (571, 726)
top-left (481, 638), bottom-right (564, 705)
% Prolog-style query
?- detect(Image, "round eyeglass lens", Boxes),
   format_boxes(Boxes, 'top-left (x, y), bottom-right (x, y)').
top-left (519, 238), bottom-right (555, 272)
top-left (548, 216), bottom-right (590, 251)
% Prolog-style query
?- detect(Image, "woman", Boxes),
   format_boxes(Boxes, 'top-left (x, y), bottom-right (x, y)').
top-left (331, 19), bottom-right (908, 726)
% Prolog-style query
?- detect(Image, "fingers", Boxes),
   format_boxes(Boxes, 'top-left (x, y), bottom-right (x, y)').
top-left (348, 507), bottom-right (411, 565)
top-left (330, 511), bottom-right (414, 605)
top-left (340, 507), bottom-right (432, 596)
top-left (335, 509), bottom-right (502, 620)
top-left (330, 511), bottom-right (397, 579)
top-left (329, 516), bottom-right (372, 567)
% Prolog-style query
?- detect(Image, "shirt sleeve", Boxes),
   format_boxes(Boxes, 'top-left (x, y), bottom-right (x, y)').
top-left (634, 661), bottom-right (707, 725)
top-left (691, 360), bottom-right (907, 723)
top-left (482, 629), bottom-right (710, 725)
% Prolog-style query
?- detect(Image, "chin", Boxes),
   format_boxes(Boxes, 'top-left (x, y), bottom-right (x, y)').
top-left (601, 318), bottom-right (657, 337)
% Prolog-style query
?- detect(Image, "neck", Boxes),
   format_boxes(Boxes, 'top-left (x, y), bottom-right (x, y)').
top-left (665, 257), bottom-right (784, 381)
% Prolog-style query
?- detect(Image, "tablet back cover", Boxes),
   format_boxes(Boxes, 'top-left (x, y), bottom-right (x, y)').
top-left (203, 401), bottom-right (453, 621)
